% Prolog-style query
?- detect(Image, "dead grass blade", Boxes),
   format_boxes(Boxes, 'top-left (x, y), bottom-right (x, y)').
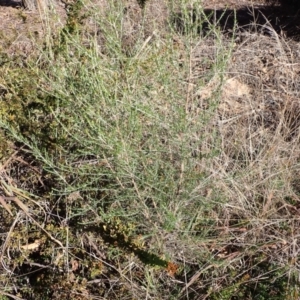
top-left (0, 291), bottom-right (25, 300)
top-left (6, 197), bottom-right (29, 213)
top-left (0, 195), bottom-right (13, 216)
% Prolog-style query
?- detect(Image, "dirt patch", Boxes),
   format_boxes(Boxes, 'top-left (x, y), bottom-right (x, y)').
top-left (0, 1), bottom-right (66, 57)
top-left (1, 0), bottom-right (299, 58)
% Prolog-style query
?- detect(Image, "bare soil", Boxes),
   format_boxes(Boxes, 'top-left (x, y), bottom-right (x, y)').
top-left (0, 0), bottom-right (299, 57)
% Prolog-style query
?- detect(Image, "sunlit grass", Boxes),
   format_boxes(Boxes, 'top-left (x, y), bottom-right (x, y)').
top-left (0, 0), bottom-right (299, 299)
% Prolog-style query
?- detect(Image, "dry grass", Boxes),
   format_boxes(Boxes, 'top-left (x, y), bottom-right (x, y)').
top-left (0, 0), bottom-right (300, 299)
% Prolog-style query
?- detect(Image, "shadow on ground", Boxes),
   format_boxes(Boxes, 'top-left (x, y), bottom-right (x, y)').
top-left (172, 3), bottom-right (300, 41)
top-left (0, 0), bottom-right (22, 7)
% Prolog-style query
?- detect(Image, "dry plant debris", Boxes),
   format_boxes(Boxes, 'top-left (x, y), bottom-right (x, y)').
top-left (0, 0), bottom-right (300, 299)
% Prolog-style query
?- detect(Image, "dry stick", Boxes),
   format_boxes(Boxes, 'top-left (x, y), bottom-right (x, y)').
top-left (7, 195), bottom-right (65, 251)
top-left (0, 150), bottom-right (21, 215)
top-left (1, 180), bottom-right (47, 220)
top-left (134, 34), bottom-right (153, 59)
top-left (185, 46), bottom-right (193, 114)
top-left (179, 264), bottom-right (214, 297)
top-left (6, 197), bottom-right (30, 214)
top-left (0, 212), bottom-right (22, 267)
top-left (0, 177), bottom-right (66, 257)
top-left (22, 205), bottom-right (65, 251)
top-left (0, 195), bottom-right (13, 216)
top-left (1, 194), bottom-right (66, 256)
top-left (0, 149), bottom-right (20, 172)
